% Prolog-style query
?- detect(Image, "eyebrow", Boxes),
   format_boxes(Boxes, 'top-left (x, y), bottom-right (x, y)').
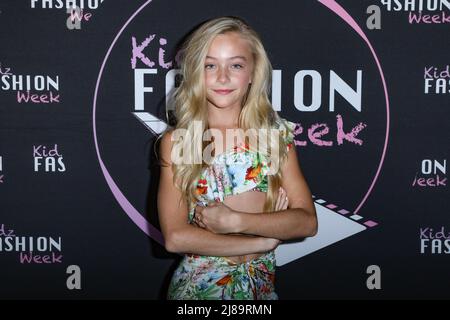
top-left (205, 56), bottom-right (248, 61)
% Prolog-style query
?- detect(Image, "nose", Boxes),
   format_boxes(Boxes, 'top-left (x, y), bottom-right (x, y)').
top-left (217, 66), bottom-right (230, 83)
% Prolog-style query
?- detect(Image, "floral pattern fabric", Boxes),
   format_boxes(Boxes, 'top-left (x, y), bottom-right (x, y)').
top-left (167, 116), bottom-right (296, 300)
top-left (168, 252), bottom-right (278, 300)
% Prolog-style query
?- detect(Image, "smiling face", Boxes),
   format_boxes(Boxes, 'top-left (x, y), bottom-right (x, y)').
top-left (204, 32), bottom-right (254, 112)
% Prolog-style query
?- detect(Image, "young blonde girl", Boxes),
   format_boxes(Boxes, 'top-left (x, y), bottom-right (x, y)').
top-left (157, 16), bottom-right (317, 300)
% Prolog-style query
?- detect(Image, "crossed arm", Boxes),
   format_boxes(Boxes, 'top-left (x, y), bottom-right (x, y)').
top-left (157, 130), bottom-right (318, 256)
top-left (194, 146), bottom-right (318, 240)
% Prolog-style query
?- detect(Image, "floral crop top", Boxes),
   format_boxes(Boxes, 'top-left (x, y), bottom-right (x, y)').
top-left (188, 116), bottom-right (297, 223)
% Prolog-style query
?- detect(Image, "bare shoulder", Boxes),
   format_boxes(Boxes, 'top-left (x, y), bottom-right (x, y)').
top-left (159, 129), bottom-right (175, 166)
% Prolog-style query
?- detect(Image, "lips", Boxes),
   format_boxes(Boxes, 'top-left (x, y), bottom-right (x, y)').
top-left (213, 89), bottom-right (234, 95)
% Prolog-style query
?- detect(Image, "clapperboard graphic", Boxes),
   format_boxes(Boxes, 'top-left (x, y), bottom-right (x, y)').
top-left (136, 112), bottom-right (379, 266)
top-left (275, 195), bottom-right (378, 266)
top-left (133, 111), bottom-right (169, 135)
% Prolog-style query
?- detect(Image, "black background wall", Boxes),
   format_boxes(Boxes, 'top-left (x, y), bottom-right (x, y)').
top-left (0, 0), bottom-right (448, 299)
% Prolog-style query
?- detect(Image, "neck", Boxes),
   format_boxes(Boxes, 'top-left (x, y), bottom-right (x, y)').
top-left (207, 103), bottom-right (241, 129)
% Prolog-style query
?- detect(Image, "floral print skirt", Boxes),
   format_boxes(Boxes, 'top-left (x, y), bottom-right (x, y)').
top-left (167, 251), bottom-right (278, 300)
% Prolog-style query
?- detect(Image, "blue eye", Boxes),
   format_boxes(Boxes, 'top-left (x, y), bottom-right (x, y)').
top-left (232, 64), bottom-right (243, 69)
top-left (205, 64), bottom-right (215, 69)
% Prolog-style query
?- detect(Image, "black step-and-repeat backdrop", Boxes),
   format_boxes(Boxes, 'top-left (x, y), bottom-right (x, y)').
top-left (0, 0), bottom-right (448, 299)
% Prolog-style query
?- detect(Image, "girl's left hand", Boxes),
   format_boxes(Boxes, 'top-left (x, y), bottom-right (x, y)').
top-left (275, 187), bottom-right (289, 211)
top-left (194, 202), bottom-right (238, 234)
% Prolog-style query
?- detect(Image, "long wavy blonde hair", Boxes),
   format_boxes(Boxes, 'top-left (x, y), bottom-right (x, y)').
top-left (159, 16), bottom-right (290, 213)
